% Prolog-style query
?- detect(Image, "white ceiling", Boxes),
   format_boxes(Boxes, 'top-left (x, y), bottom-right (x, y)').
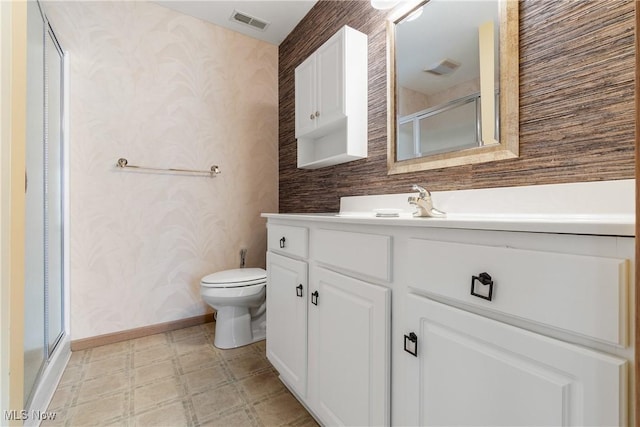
top-left (154, 0), bottom-right (318, 45)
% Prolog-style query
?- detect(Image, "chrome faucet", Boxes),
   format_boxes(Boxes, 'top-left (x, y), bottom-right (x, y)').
top-left (408, 184), bottom-right (446, 218)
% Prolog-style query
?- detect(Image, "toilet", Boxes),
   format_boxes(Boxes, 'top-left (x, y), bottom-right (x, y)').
top-left (200, 268), bottom-right (267, 349)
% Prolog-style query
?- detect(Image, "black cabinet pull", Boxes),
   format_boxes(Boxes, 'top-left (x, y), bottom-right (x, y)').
top-left (311, 290), bottom-right (319, 306)
top-left (404, 332), bottom-right (418, 357)
top-left (279, 237), bottom-right (286, 248)
top-left (471, 272), bottom-right (494, 301)
top-left (296, 284), bottom-right (303, 297)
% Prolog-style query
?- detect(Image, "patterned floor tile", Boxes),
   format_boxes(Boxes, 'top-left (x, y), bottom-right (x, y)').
top-left (46, 323), bottom-right (317, 427)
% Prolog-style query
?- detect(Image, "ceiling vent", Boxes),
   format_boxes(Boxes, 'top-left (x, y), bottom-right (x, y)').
top-left (424, 59), bottom-right (460, 76)
top-left (230, 9), bottom-right (270, 32)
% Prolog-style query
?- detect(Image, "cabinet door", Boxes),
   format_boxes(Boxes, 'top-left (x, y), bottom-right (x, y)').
top-left (295, 55), bottom-right (317, 138)
top-left (315, 33), bottom-right (344, 128)
top-left (266, 252), bottom-right (308, 396)
top-left (401, 295), bottom-right (627, 426)
top-left (308, 267), bottom-right (390, 426)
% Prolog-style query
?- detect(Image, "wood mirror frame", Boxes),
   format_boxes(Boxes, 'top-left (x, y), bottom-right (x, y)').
top-left (387, 0), bottom-right (519, 174)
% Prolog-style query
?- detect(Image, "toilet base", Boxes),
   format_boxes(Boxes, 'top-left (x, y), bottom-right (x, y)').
top-left (213, 306), bottom-right (266, 349)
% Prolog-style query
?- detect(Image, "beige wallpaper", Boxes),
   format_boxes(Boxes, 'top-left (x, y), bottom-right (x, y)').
top-left (45, 1), bottom-right (278, 340)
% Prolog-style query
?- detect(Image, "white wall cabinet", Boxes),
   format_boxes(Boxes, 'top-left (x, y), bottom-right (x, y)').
top-left (295, 25), bottom-right (368, 169)
top-left (295, 56), bottom-right (318, 138)
top-left (295, 34), bottom-right (345, 138)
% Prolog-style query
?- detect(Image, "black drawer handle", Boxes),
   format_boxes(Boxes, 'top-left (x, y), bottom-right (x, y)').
top-left (404, 332), bottom-right (418, 357)
top-left (296, 284), bottom-right (303, 297)
top-left (279, 237), bottom-right (286, 248)
top-left (311, 290), bottom-right (319, 306)
top-left (471, 272), bottom-right (494, 301)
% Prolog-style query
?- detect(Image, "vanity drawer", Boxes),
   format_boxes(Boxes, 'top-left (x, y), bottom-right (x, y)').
top-left (268, 224), bottom-right (308, 259)
top-left (407, 238), bottom-right (630, 346)
top-left (314, 229), bottom-right (391, 282)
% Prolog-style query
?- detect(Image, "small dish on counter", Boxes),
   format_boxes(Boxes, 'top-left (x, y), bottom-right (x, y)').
top-left (373, 208), bottom-right (403, 218)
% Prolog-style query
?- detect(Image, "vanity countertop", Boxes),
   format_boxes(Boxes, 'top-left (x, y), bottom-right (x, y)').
top-left (262, 212), bottom-right (634, 236)
top-left (263, 180), bottom-right (636, 237)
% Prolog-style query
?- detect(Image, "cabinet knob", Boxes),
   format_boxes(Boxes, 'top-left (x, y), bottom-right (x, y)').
top-left (279, 237), bottom-right (286, 248)
top-left (315, 111), bottom-right (320, 118)
top-left (471, 272), bottom-right (494, 301)
top-left (296, 284), bottom-right (303, 297)
top-left (310, 113), bottom-right (315, 120)
top-left (311, 290), bottom-right (319, 306)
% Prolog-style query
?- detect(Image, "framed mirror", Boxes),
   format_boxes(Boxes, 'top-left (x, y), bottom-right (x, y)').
top-left (387, 0), bottom-right (519, 174)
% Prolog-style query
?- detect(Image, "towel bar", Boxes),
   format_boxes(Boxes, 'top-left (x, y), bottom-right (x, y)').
top-left (116, 158), bottom-right (221, 177)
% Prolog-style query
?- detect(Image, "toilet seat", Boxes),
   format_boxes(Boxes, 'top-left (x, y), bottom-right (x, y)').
top-left (200, 282), bottom-right (265, 298)
top-left (201, 268), bottom-right (266, 288)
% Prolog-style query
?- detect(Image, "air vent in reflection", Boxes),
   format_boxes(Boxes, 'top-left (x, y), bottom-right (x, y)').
top-left (230, 10), bottom-right (270, 31)
top-left (424, 59), bottom-right (460, 76)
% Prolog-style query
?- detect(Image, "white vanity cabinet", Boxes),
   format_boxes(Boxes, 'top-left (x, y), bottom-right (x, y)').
top-left (266, 251), bottom-right (308, 396)
top-left (402, 295), bottom-right (627, 426)
top-left (266, 221), bottom-right (391, 426)
top-left (295, 25), bottom-right (368, 169)
top-left (396, 229), bottom-right (634, 426)
top-left (307, 267), bottom-right (390, 426)
top-left (266, 224), bottom-right (309, 397)
top-left (264, 205), bottom-right (635, 427)
top-left (308, 228), bottom-right (391, 425)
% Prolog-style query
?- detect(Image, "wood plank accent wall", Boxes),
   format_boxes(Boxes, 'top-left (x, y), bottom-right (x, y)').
top-left (278, 0), bottom-right (636, 213)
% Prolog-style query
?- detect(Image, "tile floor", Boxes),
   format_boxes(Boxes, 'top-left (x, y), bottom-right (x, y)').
top-left (44, 323), bottom-right (317, 426)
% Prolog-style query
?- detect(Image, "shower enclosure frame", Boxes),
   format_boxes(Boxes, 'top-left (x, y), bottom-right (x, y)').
top-left (23, 1), bottom-right (71, 420)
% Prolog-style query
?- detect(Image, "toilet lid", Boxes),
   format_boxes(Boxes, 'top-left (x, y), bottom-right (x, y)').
top-left (200, 268), bottom-right (267, 288)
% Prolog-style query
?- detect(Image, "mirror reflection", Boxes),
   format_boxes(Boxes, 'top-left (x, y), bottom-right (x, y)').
top-left (396, 0), bottom-right (499, 160)
top-left (388, 0), bottom-right (518, 174)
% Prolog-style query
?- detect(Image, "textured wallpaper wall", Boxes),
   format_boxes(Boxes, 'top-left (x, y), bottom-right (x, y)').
top-left (278, 0), bottom-right (636, 212)
top-left (45, 1), bottom-right (278, 340)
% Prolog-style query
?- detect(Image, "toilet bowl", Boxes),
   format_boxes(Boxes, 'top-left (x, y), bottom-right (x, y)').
top-left (200, 268), bottom-right (267, 349)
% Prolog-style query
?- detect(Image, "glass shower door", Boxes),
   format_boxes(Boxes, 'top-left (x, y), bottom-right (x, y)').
top-left (45, 24), bottom-right (64, 353)
top-left (24, 1), bottom-right (66, 405)
top-left (24, 0), bottom-right (46, 403)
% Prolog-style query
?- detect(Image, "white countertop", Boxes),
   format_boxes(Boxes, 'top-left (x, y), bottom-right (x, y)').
top-left (263, 180), bottom-right (636, 236)
top-left (262, 212), bottom-right (634, 236)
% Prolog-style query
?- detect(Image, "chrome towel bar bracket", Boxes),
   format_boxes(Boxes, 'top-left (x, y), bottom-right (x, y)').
top-left (116, 158), bottom-right (221, 177)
